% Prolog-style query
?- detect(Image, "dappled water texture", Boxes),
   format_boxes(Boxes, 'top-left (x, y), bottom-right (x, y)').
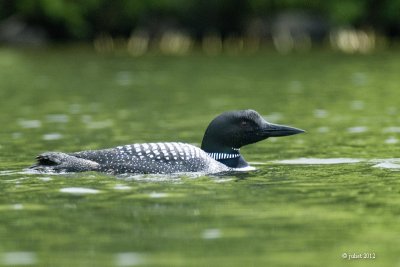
top-left (1, 48), bottom-right (400, 266)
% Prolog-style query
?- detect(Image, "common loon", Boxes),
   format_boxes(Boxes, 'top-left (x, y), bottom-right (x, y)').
top-left (30, 109), bottom-right (304, 174)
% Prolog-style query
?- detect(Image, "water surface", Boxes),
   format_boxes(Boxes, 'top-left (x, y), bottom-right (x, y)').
top-left (1, 48), bottom-right (400, 266)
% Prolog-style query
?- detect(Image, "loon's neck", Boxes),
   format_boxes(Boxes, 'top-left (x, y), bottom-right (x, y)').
top-left (205, 147), bottom-right (249, 168)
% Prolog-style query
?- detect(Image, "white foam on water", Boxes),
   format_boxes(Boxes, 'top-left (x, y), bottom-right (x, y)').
top-left (370, 159), bottom-right (400, 169)
top-left (274, 158), bottom-right (363, 165)
top-left (115, 252), bottom-right (146, 266)
top-left (214, 178), bottom-right (234, 183)
top-left (372, 162), bottom-right (400, 169)
top-left (248, 162), bottom-right (268, 166)
top-left (60, 187), bottom-right (100, 194)
top-left (233, 166), bottom-right (256, 171)
top-left (1, 252), bottom-right (37, 265)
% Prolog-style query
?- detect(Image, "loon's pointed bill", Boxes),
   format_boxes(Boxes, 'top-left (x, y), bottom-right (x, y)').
top-left (262, 122), bottom-right (305, 137)
top-left (30, 109), bottom-right (304, 175)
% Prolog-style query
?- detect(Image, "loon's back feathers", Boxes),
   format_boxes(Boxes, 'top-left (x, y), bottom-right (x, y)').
top-left (32, 143), bottom-right (229, 174)
top-left (30, 110), bottom-right (304, 174)
top-left (72, 142), bottom-right (229, 174)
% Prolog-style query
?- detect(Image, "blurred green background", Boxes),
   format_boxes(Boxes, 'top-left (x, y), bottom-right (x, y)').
top-left (1, 0), bottom-right (400, 54)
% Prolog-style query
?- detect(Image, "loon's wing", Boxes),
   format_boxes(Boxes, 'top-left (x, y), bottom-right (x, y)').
top-left (70, 142), bottom-right (226, 174)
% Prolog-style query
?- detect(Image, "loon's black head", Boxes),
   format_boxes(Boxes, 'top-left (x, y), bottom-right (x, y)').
top-left (201, 110), bottom-right (304, 167)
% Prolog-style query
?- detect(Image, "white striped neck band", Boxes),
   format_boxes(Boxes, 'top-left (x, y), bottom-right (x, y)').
top-left (207, 152), bottom-right (240, 160)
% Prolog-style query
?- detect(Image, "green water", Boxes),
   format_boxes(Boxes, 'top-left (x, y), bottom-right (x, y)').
top-left (1, 47), bottom-right (400, 266)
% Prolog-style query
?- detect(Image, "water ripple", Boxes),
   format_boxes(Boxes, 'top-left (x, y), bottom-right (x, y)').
top-left (273, 158), bottom-right (363, 165)
top-left (60, 187), bottom-right (100, 194)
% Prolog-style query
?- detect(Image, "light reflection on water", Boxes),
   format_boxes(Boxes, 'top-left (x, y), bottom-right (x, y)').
top-left (18, 119), bottom-right (41, 128)
top-left (42, 133), bottom-right (63, 141)
top-left (113, 184), bottom-right (132, 190)
top-left (45, 114), bottom-right (70, 123)
top-left (0, 252), bottom-right (37, 266)
top-left (273, 158), bottom-right (400, 170)
top-left (273, 158), bottom-right (363, 165)
top-left (201, 228), bottom-right (222, 239)
top-left (372, 162), bottom-right (400, 169)
top-left (59, 187), bottom-right (101, 194)
top-left (347, 126), bottom-right (368, 133)
top-left (115, 252), bottom-right (147, 267)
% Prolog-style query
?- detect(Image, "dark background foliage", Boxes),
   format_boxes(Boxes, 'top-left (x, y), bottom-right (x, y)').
top-left (1, 0), bottom-right (399, 42)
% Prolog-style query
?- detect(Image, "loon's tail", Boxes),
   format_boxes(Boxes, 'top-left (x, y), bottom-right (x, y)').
top-left (30, 152), bottom-right (100, 172)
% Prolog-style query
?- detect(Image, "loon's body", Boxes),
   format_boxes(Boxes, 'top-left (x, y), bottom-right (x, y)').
top-left (35, 142), bottom-right (230, 174)
top-left (30, 110), bottom-right (304, 174)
